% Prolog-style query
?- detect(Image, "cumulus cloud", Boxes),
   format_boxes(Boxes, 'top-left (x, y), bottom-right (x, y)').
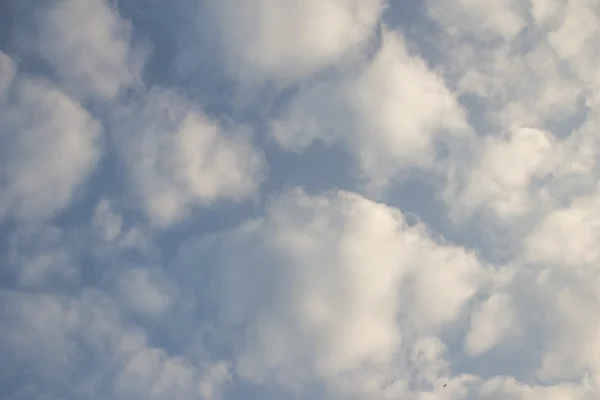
top-left (35, 0), bottom-right (143, 100)
top-left (427, 0), bottom-right (527, 41)
top-left (5, 0), bottom-right (600, 399)
top-left (175, 188), bottom-right (486, 391)
top-left (93, 199), bottom-right (123, 242)
top-left (464, 291), bottom-right (517, 356)
top-left (113, 348), bottom-right (213, 400)
top-left (117, 267), bottom-right (175, 317)
top-left (1, 288), bottom-right (230, 400)
top-left (5, 225), bottom-right (78, 288)
top-left (445, 127), bottom-right (558, 222)
top-left (272, 29), bottom-right (468, 190)
top-left (111, 87), bottom-right (266, 226)
top-left (203, 0), bottom-right (384, 82)
top-left (0, 55), bottom-right (102, 222)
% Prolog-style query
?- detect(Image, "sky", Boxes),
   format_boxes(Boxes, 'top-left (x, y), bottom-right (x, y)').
top-left (1, 0), bottom-right (600, 399)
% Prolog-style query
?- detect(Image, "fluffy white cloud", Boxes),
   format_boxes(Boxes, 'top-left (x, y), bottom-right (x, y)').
top-left (272, 29), bottom-right (468, 190)
top-left (91, 199), bottom-right (149, 251)
top-left (111, 88), bottom-right (266, 226)
top-left (197, 362), bottom-right (232, 400)
top-left (546, 0), bottom-right (600, 86)
top-left (204, 0), bottom-right (384, 82)
top-left (176, 188), bottom-right (486, 389)
top-left (117, 267), bottom-right (175, 317)
top-left (93, 199), bottom-right (123, 242)
top-left (7, 0), bottom-right (600, 399)
top-left (0, 64), bottom-right (102, 222)
top-left (445, 127), bottom-right (558, 222)
top-left (426, 0), bottom-right (527, 41)
top-left (5, 225), bottom-right (78, 288)
top-left (1, 288), bottom-right (231, 400)
top-left (2, 289), bottom-right (147, 395)
top-left (524, 190), bottom-right (600, 269)
top-left (464, 291), bottom-right (517, 356)
top-left (36, 0), bottom-right (142, 99)
top-left (475, 377), bottom-right (595, 400)
top-left (114, 348), bottom-right (223, 400)
top-left (426, 0), bottom-right (600, 242)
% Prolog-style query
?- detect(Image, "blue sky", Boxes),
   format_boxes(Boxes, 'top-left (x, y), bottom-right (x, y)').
top-left (2, 0), bottom-right (600, 399)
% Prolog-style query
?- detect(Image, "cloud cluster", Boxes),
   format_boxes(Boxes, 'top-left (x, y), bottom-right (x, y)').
top-left (110, 87), bottom-right (266, 226)
top-left (205, 0), bottom-right (384, 82)
top-left (3, 0), bottom-right (600, 399)
top-left (176, 189), bottom-right (484, 386)
top-left (272, 29), bottom-right (468, 190)
top-left (0, 53), bottom-right (101, 222)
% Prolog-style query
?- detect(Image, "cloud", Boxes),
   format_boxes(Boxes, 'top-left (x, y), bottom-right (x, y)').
top-left (475, 377), bottom-right (594, 400)
top-left (426, 0), bottom-right (527, 41)
top-left (546, 0), bottom-right (600, 85)
top-left (1, 289), bottom-right (147, 396)
top-left (5, 225), bottom-right (79, 289)
top-left (113, 348), bottom-right (219, 400)
top-left (5, 0), bottom-right (600, 399)
top-left (1, 287), bottom-right (231, 400)
top-left (425, 0), bottom-right (600, 249)
top-left (92, 199), bottom-right (148, 250)
top-left (175, 188), bottom-right (486, 390)
top-left (117, 267), bottom-right (175, 317)
top-left (0, 57), bottom-right (102, 222)
top-left (445, 127), bottom-right (558, 222)
top-left (203, 0), bottom-right (384, 82)
top-left (464, 291), bottom-right (517, 356)
top-left (110, 87), bottom-right (266, 226)
top-left (93, 199), bottom-right (123, 242)
top-left (524, 190), bottom-right (600, 268)
top-left (272, 29), bottom-right (468, 190)
top-left (35, 0), bottom-right (143, 100)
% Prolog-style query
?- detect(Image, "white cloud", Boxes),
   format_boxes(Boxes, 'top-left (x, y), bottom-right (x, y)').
top-left (114, 348), bottom-right (199, 400)
top-left (204, 0), bottom-right (384, 82)
top-left (36, 0), bottom-right (142, 100)
top-left (446, 127), bottom-right (558, 222)
top-left (464, 292), bottom-right (517, 356)
top-left (453, 41), bottom-right (583, 129)
top-left (421, 3), bottom-right (600, 389)
top-left (197, 361), bottom-right (232, 400)
top-left (530, 0), bottom-right (564, 27)
top-left (6, 225), bottom-right (78, 288)
top-left (177, 188), bottom-right (485, 387)
top-left (441, 102), bottom-right (600, 242)
top-left (2, 289), bottom-right (147, 393)
top-left (92, 199), bottom-right (149, 250)
top-left (524, 190), bottom-right (600, 269)
top-left (111, 88), bottom-right (265, 226)
top-left (547, 0), bottom-right (600, 85)
top-left (476, 377), bottom-right (594, 400)
top-left (272, 29), bottom-right (468, 190)
top-left (0, 71), bottom-right (102, 222)
top-left (117, 267), bottom-right (174, 317)
top-left (425, 0), bottom-right (600, 250)
top-left (7, 0), bottom-right (600, 399)
top-left (427, 0), bottom-right (526, 41)
top-left (93, 199), bottom-right (123, 242)
top-left (1, 288), bottom-right (230, 400)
